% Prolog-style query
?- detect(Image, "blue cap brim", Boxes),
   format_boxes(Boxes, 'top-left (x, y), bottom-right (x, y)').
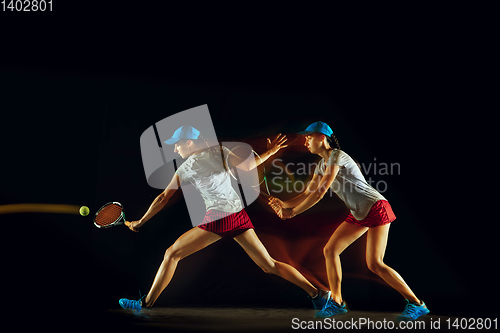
top-left (298, 130), bottom-right (315, 135)
top-left (165, 137), bottom-right (180, 145)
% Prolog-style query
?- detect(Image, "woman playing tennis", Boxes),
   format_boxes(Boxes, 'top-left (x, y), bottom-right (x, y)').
top-left (119, 125), bottom-right (329, 314)
top-left (269, 121), bottom-right (429, 321)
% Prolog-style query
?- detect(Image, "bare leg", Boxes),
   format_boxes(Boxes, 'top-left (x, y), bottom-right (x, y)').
top-left (144, 227), bottom-right (222, 307)
top-left (323, 222), bottom-right (369, 304)
top-left (233, 229), bottom-right (318, 297)
top-left (365, 224), bottom-right (420, 303)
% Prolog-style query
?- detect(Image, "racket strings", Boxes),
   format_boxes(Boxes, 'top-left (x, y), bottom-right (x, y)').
top-left (225, 146), bottom-right (271, 198)
top-left (95, 204), bottom-right (122, 226)
top-left (226, 147), bottom-right (252, 171)
top-left (229, 152), bottom-right (266, 187)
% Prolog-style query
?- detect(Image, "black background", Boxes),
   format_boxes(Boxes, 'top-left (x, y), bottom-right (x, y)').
top-left (0, 2), bottom-right (496, 328)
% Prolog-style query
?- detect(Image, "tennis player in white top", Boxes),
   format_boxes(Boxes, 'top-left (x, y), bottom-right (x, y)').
top-left (269, 121), bottom-right (429, 321)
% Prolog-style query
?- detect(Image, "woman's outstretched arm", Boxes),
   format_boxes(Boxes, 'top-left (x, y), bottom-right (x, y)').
top-left (125, 173), bottom-right (182, 231)
top-left (270, 173), bottom-right (321, 209)
top-left (271, 165), bottom-right (339, 219)
top-left (234, 134), bottom-right (288, 172)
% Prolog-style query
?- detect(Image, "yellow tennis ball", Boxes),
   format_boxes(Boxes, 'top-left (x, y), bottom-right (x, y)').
top-left (79, 206), bottom-right (90, 216)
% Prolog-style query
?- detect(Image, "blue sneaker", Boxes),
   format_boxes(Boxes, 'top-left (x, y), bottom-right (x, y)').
top-left (119, 294), bottom-right (149, 317)
top-left (314, 297), bottom-right (348, 318)
top-left (396, 300), bottom-right (430, 321)
top-left (310, 290), bottom-right (331, 310)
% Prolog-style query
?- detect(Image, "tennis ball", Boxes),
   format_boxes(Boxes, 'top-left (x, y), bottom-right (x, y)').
top-left (79, 206), bottom-right (90, 216)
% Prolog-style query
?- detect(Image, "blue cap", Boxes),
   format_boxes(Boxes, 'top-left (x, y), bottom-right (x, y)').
top-left (298, 121), bottom-right (333, 137)
top-left (165, 126), bottom-right (201, 145)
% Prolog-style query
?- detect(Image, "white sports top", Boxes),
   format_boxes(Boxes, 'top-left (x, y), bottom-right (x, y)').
top-left (176, 147), bottom-right (243, 213)
top-left (314, 149), bottom-right (386, 220)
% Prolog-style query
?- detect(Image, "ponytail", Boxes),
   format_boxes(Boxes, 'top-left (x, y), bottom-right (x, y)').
top-left (331, 133), bottom-right (341, 150)
top-left (195, 135), bottom-right (228, 172)
top-left (327, 133), bottom-right (341, 150)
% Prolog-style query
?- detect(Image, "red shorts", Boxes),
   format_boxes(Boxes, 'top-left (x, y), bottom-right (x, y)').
top-left (197, 209), bottom-right (254, 238)
top-left (344, 200), bottom-right (396, 228)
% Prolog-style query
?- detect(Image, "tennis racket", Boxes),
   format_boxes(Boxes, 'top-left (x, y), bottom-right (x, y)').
top-left (225, 146), bottom-right (271, 198)
top-left (93, 202), bottom-right (126, 228)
